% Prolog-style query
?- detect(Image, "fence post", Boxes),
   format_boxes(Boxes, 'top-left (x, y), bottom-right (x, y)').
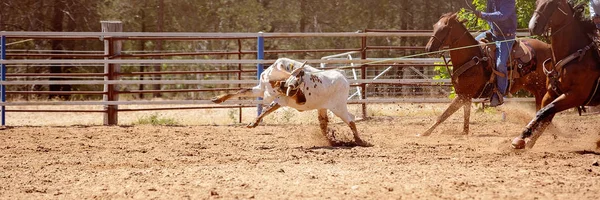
top-left (101, 21), bottom-right (122, 125)
top-left (256, 32), bottom-right (264, 116)
top-left (237, 39), bottom-right (243, 123)
top-left (1, 36), bottom-right (6, 126)
top-left (360, 35), bottom-right (368, 119)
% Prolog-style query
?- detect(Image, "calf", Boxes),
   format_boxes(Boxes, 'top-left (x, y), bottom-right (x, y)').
top-left (211, 58), bottom-right (371, 147)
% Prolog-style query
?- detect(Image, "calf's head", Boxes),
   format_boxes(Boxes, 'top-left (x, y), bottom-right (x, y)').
top-left (285, 62), bottom-right (307, 96)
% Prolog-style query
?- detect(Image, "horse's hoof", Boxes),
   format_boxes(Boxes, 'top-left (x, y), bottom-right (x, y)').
top-left (512, 137), bottom-right (526, 149)
top-left (246, 122), bottom-right (260, 128)
top-left (356, 140), bottom-right (374, 147)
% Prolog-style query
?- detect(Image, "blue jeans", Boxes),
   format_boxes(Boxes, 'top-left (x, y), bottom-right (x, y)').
top-left (475, 31), bottom-right (515, 95)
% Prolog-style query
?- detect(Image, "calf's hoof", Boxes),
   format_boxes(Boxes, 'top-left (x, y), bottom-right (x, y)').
top-left (211, 97), bottom-right (224, 104)
top-left (512, 137), bottom-right (526, 149)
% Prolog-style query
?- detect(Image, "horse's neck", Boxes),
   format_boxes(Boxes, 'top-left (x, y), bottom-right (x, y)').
top-left (448, 32), bottom-right (481, 66)
top-left (551, 20), bottom-right (592, 60)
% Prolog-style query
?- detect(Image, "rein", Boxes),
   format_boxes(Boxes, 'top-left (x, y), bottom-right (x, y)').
top-left (544, 42), bottom-right (596, 95)
top-left (429, 21), bottom-right (487, 80)
top-left (550, 7), bottom-right (575, 35)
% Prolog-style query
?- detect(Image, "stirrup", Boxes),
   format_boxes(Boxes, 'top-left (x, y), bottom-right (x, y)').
top-left (489, 90), bottom-right (504, 107)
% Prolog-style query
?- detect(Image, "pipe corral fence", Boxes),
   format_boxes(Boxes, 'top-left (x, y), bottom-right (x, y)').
top-left (0, 22), bottom-right (533, 126)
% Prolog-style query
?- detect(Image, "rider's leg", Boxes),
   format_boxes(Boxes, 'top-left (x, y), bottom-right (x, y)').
top-left (491, 36), bottom-right (515, 106)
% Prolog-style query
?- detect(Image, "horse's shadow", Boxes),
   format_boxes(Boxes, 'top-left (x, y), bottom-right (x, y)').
top-left (572, 150), bottom-right (600, 156)
top-left (295, 145), bottom-right (358, 151)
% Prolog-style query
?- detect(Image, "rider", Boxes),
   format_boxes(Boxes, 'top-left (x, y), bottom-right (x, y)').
top-left (473, 0), bottom-right (517, 107)
top-left (590, 0), bottom-right (600, 29)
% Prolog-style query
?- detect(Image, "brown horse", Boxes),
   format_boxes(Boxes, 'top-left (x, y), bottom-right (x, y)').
top-left (513, 0), bottom-right (600, 149)
top-left (420, 13), bottom-right (551, 136)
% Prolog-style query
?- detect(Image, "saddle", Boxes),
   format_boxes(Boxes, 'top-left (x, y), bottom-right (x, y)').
top-left (479, 38), bottom-right (537, 78)
top-left (474, 38), bottom-right (538, 100)
top-left (511, 40), bottom-right (538, 78)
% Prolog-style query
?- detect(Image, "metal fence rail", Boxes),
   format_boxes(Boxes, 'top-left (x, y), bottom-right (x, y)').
top-left (0, 29), bottom-right (534, 126)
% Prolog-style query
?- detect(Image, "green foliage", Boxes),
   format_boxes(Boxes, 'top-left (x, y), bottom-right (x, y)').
top-left (432, 62), bottom-right (456, 99)
top-left (459, 0), bottom-right (536, 30)
top-left (135, 113), bottom-right (178, 126)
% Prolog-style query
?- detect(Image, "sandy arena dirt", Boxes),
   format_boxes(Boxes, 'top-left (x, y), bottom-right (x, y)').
top-left (1, 103), bottom-right (599, 199)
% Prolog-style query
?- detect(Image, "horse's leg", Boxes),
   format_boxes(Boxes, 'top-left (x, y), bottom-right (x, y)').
top-left (512, 93), bottom-right (580, 149)
top-left (212, 86), bottom-right (262, 104)
top-left (463, 98), bottom-right (472, 135)
top-left (533, 90), bottom-right (544, 111)
top-left (525, 83), bottom-right (547, 111)
top-left (330, 105), bottom-right (372, 147)
top-left (419, 95), bottom-right (469, 136)
top-left (527, 91), bottom-right (559, 146)
top-left (247, 102), bottom-right (280, 128)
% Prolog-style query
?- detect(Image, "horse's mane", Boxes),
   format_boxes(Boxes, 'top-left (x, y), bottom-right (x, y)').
top-left (568, 0), bottom-right (596, 35)
top-left (440, 12), bottom-right (455, 20)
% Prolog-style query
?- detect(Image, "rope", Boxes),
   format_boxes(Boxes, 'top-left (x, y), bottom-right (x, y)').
top-left (311, 36), bottom-right (533, 74)
top-left (6, 39), bottom-right (33, 46)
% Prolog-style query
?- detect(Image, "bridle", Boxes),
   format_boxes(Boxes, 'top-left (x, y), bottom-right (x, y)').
top-left (534, 1), bottom-right (574, 36)
top-left (429, 18), bottom-right (481, 79)
top-left (429, 20), bottom-right (471, 49)
top-left (537, 1), bottom-right (596, 99)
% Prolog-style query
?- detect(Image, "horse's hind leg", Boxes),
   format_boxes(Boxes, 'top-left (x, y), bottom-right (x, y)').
top-left (419, 95), bottom-right (469, 136)
top-left (512, 93), bottom-right (581, 149)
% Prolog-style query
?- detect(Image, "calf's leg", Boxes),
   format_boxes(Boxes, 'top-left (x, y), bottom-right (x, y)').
top-left (212, 86), bottom-right (262, 104)
top-left (247, 102), bottom-right (281, 128)
top-left (317, 109), bottom-right (338, 146)
top-left (330, 105), bottom-right (372, 147)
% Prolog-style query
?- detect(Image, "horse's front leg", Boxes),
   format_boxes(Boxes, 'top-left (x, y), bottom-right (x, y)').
top-left (247, 102), bottom-right (281, 128)
top-left (512, 93), bottom-right (579, 149)
top-left (419, 94), bottom-right (470, 136)
top-left (462, 98), bottom-right (472, 135)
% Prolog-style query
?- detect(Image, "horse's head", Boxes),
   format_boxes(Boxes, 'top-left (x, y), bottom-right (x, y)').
top-left (426, 13), bottom-right (467, 52)
top-left (529, 0), bottom-right (571, 35)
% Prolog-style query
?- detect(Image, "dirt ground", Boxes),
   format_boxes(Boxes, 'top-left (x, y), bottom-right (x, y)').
top-left (1, 103), bottom-right (600, 199)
